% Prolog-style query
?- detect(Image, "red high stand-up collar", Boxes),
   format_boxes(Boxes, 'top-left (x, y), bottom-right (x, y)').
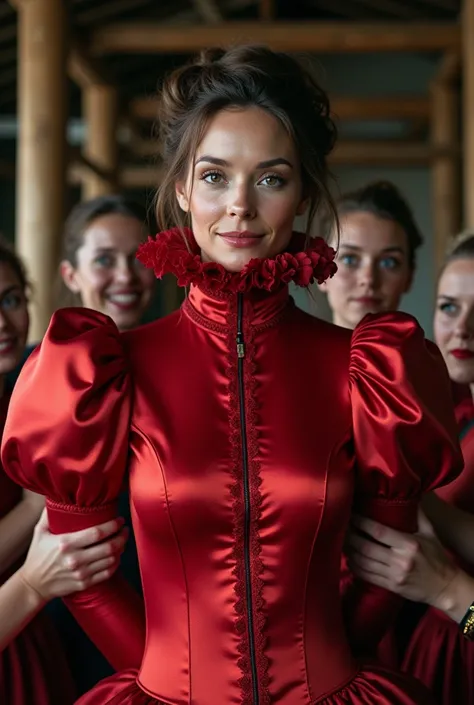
top-left (136, 227), bottom-right (337, 295)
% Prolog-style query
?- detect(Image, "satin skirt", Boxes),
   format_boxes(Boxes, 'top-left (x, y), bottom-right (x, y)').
top-left (0, 610), bottom-right (76, 705)
top-left (401, 608), bottom-right (474, 705)
top-left (76, 661), bottom-right (435, 704)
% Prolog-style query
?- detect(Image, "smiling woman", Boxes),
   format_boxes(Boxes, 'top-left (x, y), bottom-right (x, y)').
top-left (175, 107), bottom-right (308, 272)
top-left (59, 194), bottom-right (156, 332)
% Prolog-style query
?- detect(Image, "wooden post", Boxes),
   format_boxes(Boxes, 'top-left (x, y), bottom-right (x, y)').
top-left (16, 0), bottom-right (67, 340)
top-left (463, 0), bottom-right (474, 226)
top-left (430, 69), bottom-right (461, 271)
top-left (82, 84), bottom-right (119, 199)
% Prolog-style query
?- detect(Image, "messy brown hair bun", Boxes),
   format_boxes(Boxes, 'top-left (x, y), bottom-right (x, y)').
top-left (155, 45), bottom-right (338, 238)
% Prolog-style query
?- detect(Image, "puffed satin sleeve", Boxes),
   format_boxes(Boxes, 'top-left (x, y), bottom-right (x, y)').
top-left (343, 311), bottom-right (463, 655)
top-left (0, 308), bottom-right (145, 671)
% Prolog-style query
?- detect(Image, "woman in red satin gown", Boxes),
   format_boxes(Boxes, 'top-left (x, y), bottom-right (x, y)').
top-left (0, 240), bottom-right (78, 704)
top-left (1, 47), bottom-right (464, 705)
top-left (347, 231), bottom-right (474, 704)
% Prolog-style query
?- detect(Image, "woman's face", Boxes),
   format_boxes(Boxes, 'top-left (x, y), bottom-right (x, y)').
top-left (0, 262), bottom-right (29, 380)
top-left (176, 106), bottom-right (308, 272)
top-left (320, 211), bottom-right (413, 329)
top-left (434, 258), bottom-right (474, 385)
top-left (61, 213), bottom-right (155, 331)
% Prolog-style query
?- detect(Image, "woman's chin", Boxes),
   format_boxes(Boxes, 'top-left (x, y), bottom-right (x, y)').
top-left (213, 249), bottom-right (260, 273)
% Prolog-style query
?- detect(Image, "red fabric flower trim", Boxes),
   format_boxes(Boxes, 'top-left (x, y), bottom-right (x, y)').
top-left (137, 227), bottom-right (337, 294)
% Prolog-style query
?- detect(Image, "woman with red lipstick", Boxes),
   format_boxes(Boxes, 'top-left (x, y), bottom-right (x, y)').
top-left (319, 181), bottom-right (422, 329)
top-left (0, 46), bottom-right (463, 705)
top-left (346, 231), bottom-right (474, 704)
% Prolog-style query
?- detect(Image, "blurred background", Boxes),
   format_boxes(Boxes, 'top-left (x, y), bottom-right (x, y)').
top-left (0, 0), bottom-right (471, 337)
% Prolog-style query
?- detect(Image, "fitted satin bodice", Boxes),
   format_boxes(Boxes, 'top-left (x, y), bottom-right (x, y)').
top-left (124, 286), bottom-right (356, 703)
top-left (2, 270), bottom-right (462, 705)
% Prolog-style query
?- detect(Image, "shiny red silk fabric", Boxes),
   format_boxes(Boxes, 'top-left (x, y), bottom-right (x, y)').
top-left (1, 286), bottom-right (461, 704)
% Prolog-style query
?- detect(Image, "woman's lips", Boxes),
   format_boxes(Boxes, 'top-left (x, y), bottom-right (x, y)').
top-left (106, 292), bottom-right (141, 311)
top-left (0, 338), bottom-right (17, 355)
top-left (450, 348), bottom-right (474, 360)
top-left (351, 296), bottom-right (382, 307)
top-left (218, 231), bottom-right (264, 249)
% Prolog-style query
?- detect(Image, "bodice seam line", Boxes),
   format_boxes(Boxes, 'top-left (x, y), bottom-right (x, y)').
top-left (130, 423), bottom-right (192, 699)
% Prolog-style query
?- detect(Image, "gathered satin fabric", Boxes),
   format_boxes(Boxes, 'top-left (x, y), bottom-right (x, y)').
top-left (0, 395), bottom-right (76, 705)
top-left (1, 282), bottom-right (462, 705)
top-left (383, 400), bottom-right (474, 705)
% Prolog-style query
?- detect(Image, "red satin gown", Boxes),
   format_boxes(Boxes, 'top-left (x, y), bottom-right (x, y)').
top-left (1, 230), bottom-right (463, 705)
top-left (396, 395), bottom-right (474, 705)
top-left (0, 395), bottom-right (76, 705)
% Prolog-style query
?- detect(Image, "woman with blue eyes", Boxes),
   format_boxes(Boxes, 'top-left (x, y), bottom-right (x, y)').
top-left (60, 194), bottom-right (156, 333)
top-left (346, 232), bottom-right (474, 704)
top-left (319, 181), bottom-right (422, 330)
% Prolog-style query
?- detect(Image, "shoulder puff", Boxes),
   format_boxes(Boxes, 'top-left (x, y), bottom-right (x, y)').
top-left (1, 308), bottom-right (131, 532)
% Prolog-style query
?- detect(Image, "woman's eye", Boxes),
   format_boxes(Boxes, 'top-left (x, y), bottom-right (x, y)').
top-left (95, 255), bottom-right (114, 268)
top-left (0, 293), bottom-right (22, 311)
top-left (439, 302), bottom-right (458, 316)
top-left (202, 171), bottom-right (224, 185)
top-left (339, 254), bottom-right (358, 267)
top-left (260, 174), bottom-right (285, 188)
top-left (379, 257), bottom-right (400, 270)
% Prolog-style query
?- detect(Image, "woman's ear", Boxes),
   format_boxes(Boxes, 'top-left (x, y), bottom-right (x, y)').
top-left (175, 181), bottom-right (189, 212)
top-left (59, 260), bottom-right (81, 294)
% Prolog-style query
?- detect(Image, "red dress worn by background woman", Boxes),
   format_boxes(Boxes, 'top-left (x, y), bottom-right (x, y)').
top-left (0, 395), bottom-right (76, 705)
top-left (1, 230), bottom-right (463, 705)
top-left (396, 395), bottom-right (474, 705)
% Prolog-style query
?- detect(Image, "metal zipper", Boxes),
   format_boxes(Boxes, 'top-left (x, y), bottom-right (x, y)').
top-left (236, 292), bottom-right (259, 704)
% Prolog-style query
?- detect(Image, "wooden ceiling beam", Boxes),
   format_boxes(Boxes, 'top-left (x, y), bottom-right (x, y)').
top-left (130, 94), bottom-right (431, 123)
top-left (68, 39), bottom-right (113, 87)
top-left (68, 146), bottom-right (116, 184)
top-left (333, 95), bottom-right (430, 120)
top-left (90, 21), bottom-right (460, 55)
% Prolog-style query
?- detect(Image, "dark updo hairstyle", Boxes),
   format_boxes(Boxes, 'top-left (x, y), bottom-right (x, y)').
top-left (442, 230), bottom-right (474, 275)
top-left (62, 194), bottom-right (148, 267)
top-left (335, 181), bottom-right (423, 270)
top-left (155, 45), bottom-right (338, 239)
top-left (0, 236), bottom-right (29, 295)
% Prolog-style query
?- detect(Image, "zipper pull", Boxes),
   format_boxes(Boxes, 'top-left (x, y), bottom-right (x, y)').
top-left (236, 332), bottom-right (246, 359)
